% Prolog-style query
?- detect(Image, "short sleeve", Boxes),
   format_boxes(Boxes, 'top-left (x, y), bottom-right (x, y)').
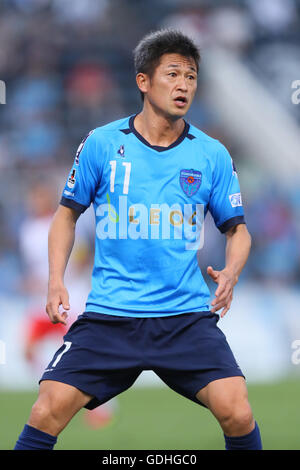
top-left (60, 130), bottom-right (100, 213)
top-left (209, 145), bottom-right (246, 233)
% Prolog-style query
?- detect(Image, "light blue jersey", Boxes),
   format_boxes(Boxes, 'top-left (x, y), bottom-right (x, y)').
top-left (61, 115), bottom-right (245, 317)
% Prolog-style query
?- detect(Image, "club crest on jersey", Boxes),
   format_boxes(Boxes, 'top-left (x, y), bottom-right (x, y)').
top-left (67, 169), bottom-right (76, 188)
top-left (180, 169), bottom-right (202, 197)
top-left (117, 145), bottom-right (125, 158)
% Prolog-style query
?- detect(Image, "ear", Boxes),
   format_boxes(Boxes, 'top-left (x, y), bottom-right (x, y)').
top-left (136, 73), bottom-right (149, 96)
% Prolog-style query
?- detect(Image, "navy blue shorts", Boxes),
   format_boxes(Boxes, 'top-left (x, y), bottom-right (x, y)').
top-left (39, 311), bottom-right (245, 410)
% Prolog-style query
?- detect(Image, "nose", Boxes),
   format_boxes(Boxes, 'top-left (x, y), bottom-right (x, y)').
top-left (177, 76), bottom-right (188, 92)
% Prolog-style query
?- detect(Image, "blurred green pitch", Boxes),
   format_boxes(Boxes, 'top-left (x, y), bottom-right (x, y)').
top-left (1, 379), bottom-right (299, 450)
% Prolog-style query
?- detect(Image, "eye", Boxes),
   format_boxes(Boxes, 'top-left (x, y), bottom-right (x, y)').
top-left (168, 72), bottom-right (177, 77)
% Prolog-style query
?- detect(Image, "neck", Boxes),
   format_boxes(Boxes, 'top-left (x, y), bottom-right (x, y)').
top-left (134, 104), bottom-right (185, 147)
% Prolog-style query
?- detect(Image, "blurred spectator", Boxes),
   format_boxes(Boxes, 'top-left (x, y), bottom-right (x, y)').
top-left (161, 6), bottom-right (211, 48)
top-left (65, 62), bottom-right (124, 140)
top-left (51, 0), bottom-right (108, 26)
top-left (19, 181), bottom-right (57, 299)
top-left (207, 5), bottom-right (254, 53)
top-left (246, 0), bottom-right (298, 37)
top-left (9, 0), bottom-right (51, 15)
top-left (246, 186), bottom-right (300, 284)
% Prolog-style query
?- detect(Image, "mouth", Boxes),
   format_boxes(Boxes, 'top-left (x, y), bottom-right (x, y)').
top-left (174, 96), bottom-right (188, 108)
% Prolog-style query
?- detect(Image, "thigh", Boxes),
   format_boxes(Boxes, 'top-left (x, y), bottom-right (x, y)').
top-left (29, 379), bottom-right (93, 435)
top-left (196, 377), bottom-right (255, 436)
top-left (195, 376), bottom-right (249, 413)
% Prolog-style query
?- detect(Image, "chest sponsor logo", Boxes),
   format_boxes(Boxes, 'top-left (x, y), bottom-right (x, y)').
top-left (180, 169), bottom-right (202, 197)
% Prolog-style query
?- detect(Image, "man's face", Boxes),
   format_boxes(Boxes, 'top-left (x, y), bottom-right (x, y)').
top-left (139, 53), bottom-right (198, 119)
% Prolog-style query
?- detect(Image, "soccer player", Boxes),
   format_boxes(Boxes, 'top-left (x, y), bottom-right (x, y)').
top-left (15, 29), bottom-right (262, 450)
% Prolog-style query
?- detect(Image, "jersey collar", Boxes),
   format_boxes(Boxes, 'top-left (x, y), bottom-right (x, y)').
top-left (121, 114), bottom-right (191, 152)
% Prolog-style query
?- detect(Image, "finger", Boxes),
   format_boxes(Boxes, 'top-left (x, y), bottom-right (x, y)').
top-left (212, 285), bottom-right (226, 304)
top-left (46, 302), bottom-right (59, 323)
top-left (220, 306), bottom-right (230, 318)
top-left (211, 279), bottom-right (229, 304)
top-left (52, 311), bottom-right (68, 326)
top-left (215, 274), bottom-right (232, 297)
top-left (216, 295), bottom-right (232, 315)
top-left (61, 291), bottom-right (70, 311)
top-left (211, 293), bottom-right (232, 313)
top-left (207, 266), bottom-right (216, 277)
top-left (212, 284), bottom-right (232, 306)
top-left (46, 300), bottom-right (68, 325)
top-left (60, 311), bottom-right (69, 324)
top-left (207, 266), bottom-right (218, 281)
top-left (220, 298), bottom-right (232, 318)
top-left (215, 281), bottom-right (226, 298)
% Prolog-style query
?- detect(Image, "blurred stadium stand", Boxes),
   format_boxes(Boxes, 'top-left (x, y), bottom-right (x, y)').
top-left (0, 0), bottom-right (300, 388)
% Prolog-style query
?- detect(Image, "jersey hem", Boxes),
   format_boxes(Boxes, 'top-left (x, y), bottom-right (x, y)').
top-left (84, 304), bottom-right (211, 317)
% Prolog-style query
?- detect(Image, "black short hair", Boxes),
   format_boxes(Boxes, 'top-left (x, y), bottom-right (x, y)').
top-left (133, 29), bottom-right (201, 101)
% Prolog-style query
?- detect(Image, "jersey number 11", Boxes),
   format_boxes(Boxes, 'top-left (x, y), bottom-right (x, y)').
top-left (109, 160), bottom-right (131, 194)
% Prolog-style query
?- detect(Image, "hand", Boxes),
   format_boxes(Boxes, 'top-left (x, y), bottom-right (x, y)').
top-left (207, 266), bottom-right (237, 318)
top-left (46, 281), bottom-right (70, 325)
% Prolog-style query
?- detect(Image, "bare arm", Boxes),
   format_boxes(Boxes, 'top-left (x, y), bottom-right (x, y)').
top-left (207, 224), bottom-right (252, 318)
top-left (46, 205), bottom-right (81, 325)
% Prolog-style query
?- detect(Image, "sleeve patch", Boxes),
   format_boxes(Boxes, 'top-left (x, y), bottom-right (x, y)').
top-left (229, 193), bottom-right (242, 207)
top-left (75, 129), bottom-right (94, 165)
